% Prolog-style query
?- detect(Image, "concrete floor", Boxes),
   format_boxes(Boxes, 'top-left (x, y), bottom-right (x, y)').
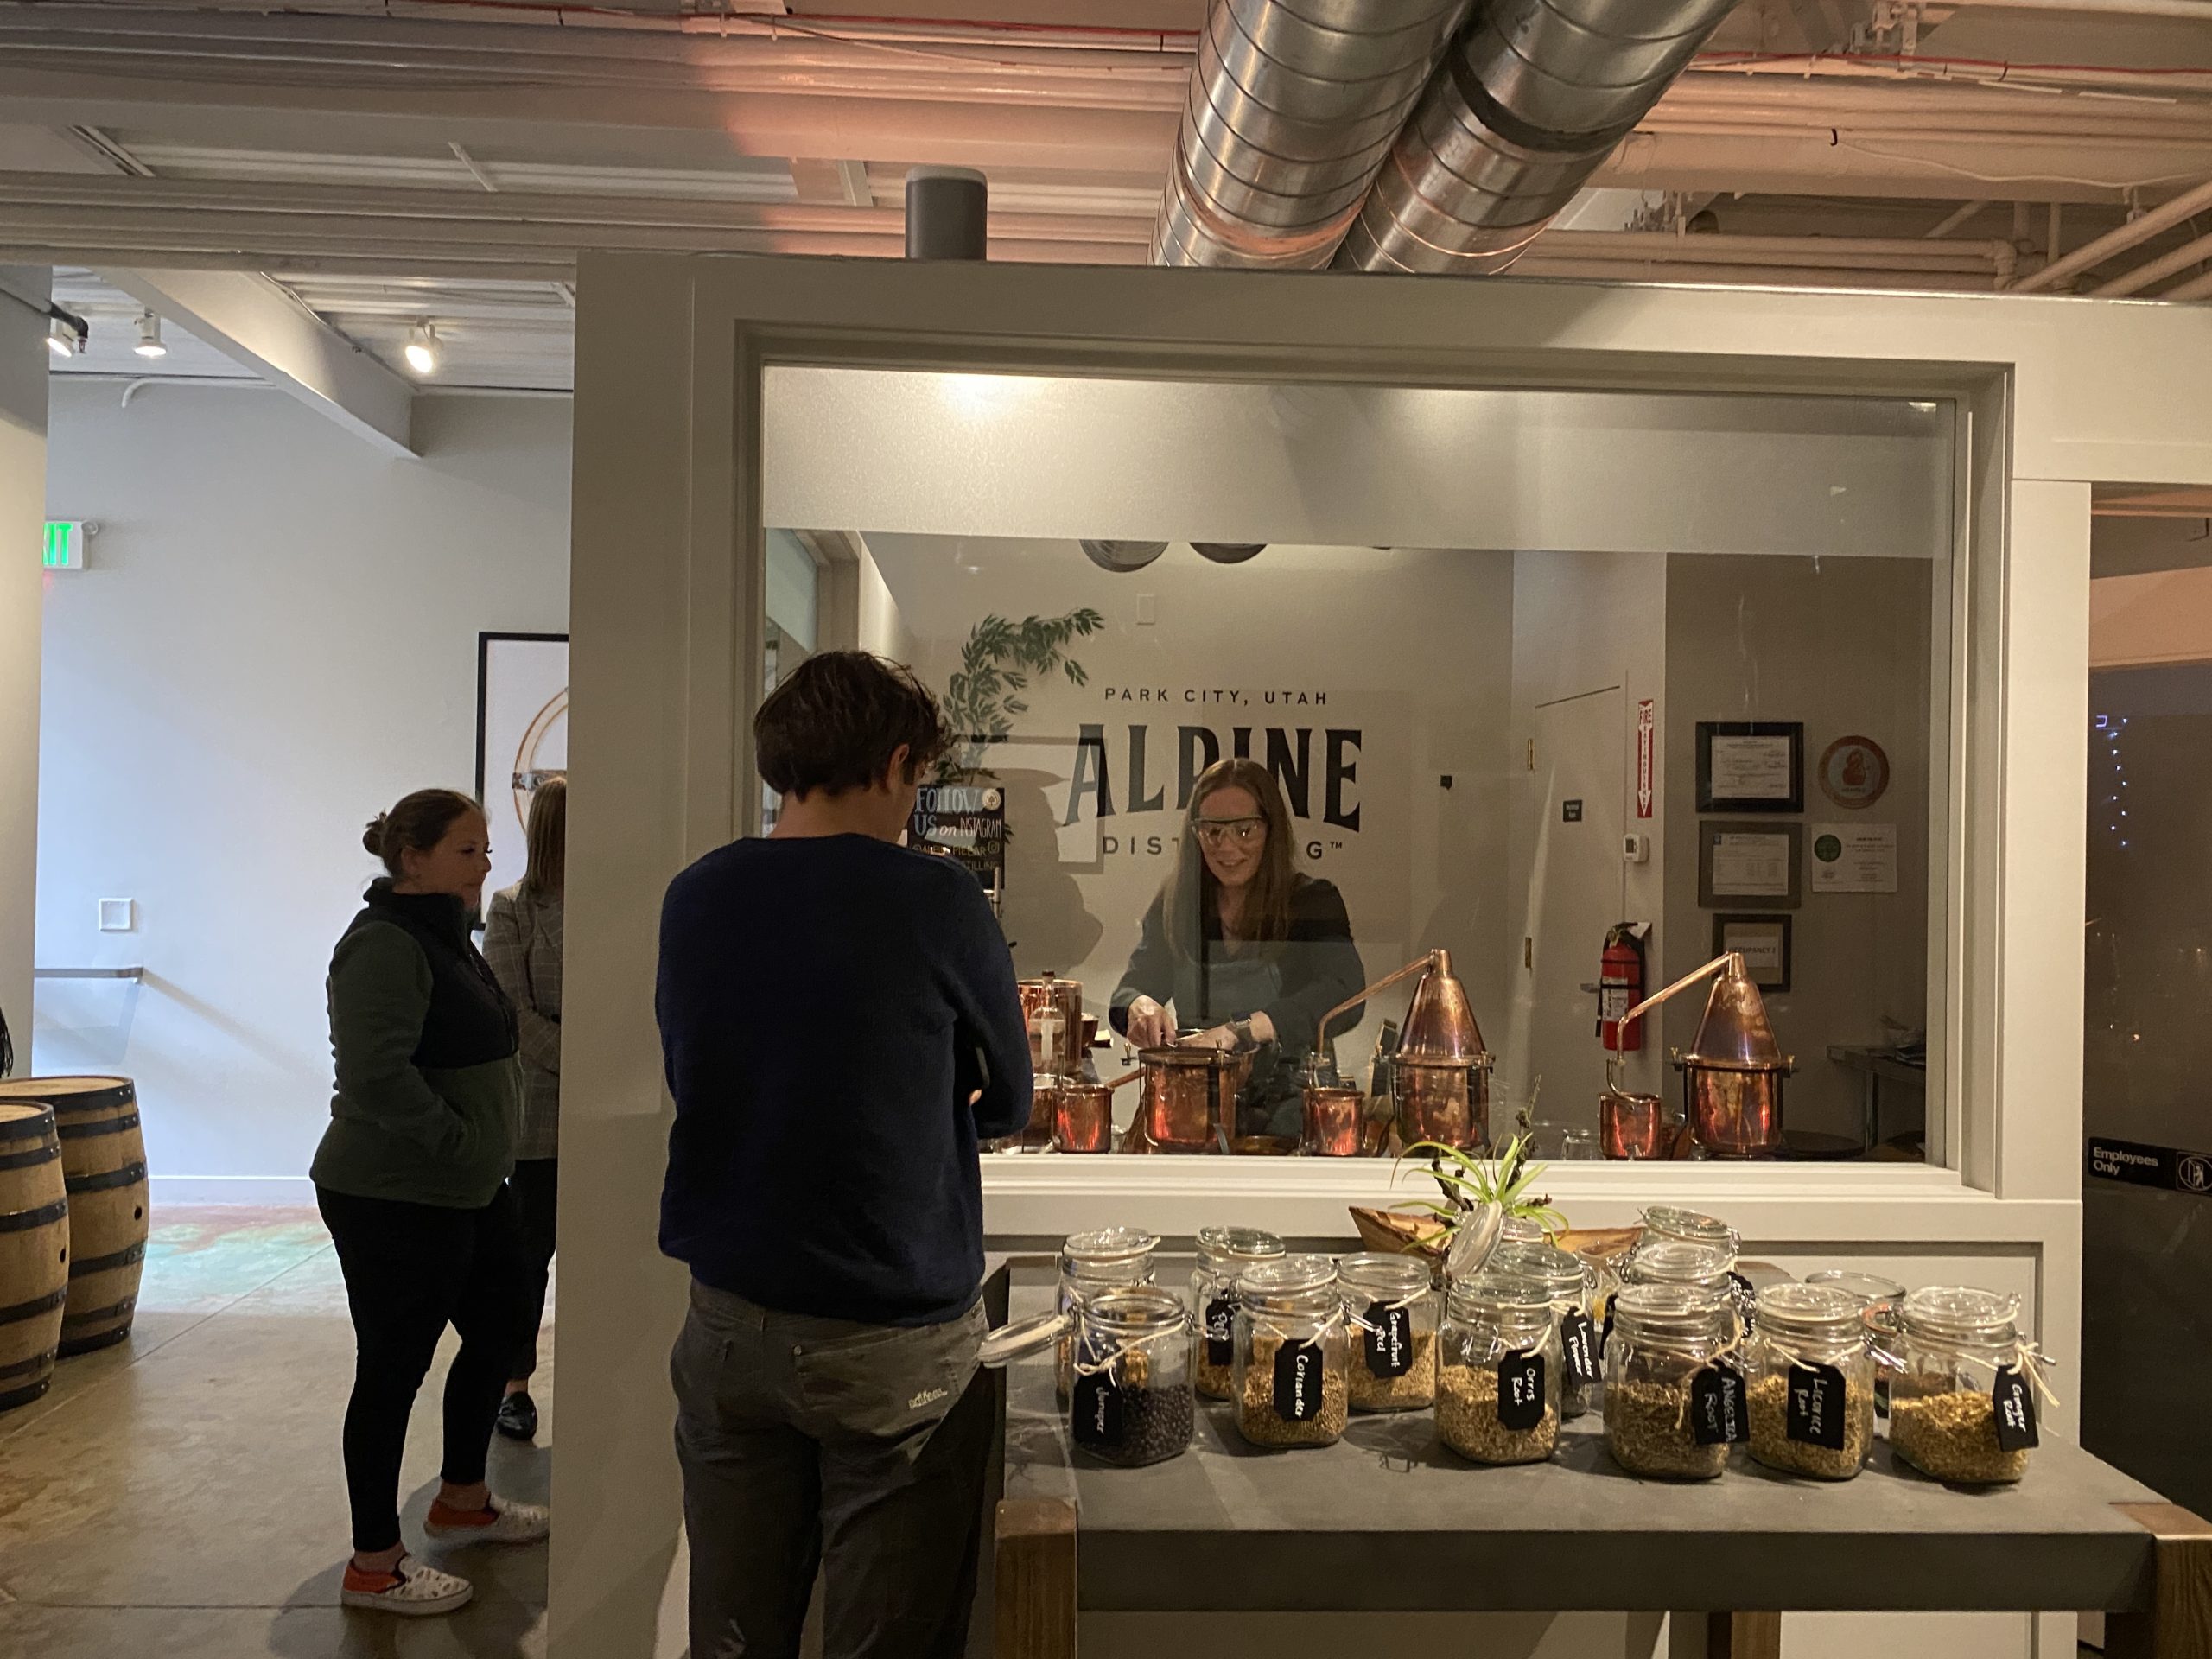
top-left (0, 1205), bottom-right (555, 1657)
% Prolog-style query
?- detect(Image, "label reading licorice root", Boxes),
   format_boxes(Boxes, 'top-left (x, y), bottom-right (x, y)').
top-left (1786, 1362), bottom-right (1848, 1450)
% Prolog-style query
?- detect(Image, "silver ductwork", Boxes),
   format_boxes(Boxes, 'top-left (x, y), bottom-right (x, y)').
top-left (1154, 0), bottom-right (1471, 270)
top-left (1339, 0), bottom-right (1738, 275)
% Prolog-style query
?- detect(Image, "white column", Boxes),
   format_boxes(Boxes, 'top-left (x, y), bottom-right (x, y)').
top-left (0, 267), bottom-right (49, 1061)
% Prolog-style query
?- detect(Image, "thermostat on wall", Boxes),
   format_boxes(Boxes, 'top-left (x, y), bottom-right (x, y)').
top-left (1623, 833), bottom-right (1651, 864)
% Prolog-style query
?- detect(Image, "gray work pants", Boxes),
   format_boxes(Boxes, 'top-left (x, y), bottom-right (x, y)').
top-left (671, 1279), bottom-right (992, 1659)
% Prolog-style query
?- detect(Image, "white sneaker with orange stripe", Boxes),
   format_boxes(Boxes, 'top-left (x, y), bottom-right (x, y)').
top-left (423, 1494), bottom-right (551, 1544)
top-left (340, 1554), bottom-right (474, 1617)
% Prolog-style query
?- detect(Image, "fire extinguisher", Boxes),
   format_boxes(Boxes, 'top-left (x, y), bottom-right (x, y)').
top-left (1597, 923), bottom-right (1646, 1052)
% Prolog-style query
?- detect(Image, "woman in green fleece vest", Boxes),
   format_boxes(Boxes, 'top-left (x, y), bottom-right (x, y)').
top-left (311, 788), bottom-right (549, 1618)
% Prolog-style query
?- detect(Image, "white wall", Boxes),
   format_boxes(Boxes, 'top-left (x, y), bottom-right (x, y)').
top-left (35, 383), bottom-right (571, 1194)
top-left (0, 271), bottom-right (48, 1059)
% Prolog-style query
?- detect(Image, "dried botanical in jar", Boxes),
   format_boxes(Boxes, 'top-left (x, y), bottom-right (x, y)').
top-left (1887, 1391), bottom-right (2032, 1485)
top-left (1604, 1283), bottom-right (1740, 1480)
top-left (1190, 1226), bottom-right (1284, 1402)
top-left (1438, 1363), bottom-right (1557, 1465)
top-left (1743, 1282), bottom-right (1875, 1481)
top-left (1232, 1255), bottom-right (1350, 1448)
top-left (1338, 1251), bottom-right (1439, 1412)
top-left (1873, 1287), bottom-right (2045, 1487)
top-left (1437, 1272), bottom-right (1560, 1465)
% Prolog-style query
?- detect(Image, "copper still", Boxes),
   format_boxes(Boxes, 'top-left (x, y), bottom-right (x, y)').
top-left (1313, 949), bottom-right (1492, 1154)
top-left (1018, 972), bottom-right (1086, 1082)
top-left (1598, 1089), bottom-right (1674, 1160)
top-left (1134, 1046), bottom-right (1244, 1153)
top-left (1048, 1081), bottom-right (1115, 1154)
top-left (1300, 1085), bottom-right (1365, 1158)
top-left (1615, 952), bottom-right (1791, 1159)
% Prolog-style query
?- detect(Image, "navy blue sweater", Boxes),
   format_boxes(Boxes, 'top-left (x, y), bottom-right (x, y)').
top-left (657, 834), bottom-right (1033, 1326)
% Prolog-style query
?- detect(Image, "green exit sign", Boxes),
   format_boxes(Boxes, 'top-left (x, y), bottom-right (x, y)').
top-left (44, 521), bottom-right (82, 570)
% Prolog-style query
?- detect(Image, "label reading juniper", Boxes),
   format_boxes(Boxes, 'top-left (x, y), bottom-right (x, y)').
top-left (1273, 1338), bottom-right (1325, 1422)
top-left (1691, 1361), bottom-right (1749, 1445)
top-left (1071, 1370), bottom-right (1123, 1451)
top-left (1785, 1362), bottom-right (1848, 1450)
top-left (1560, 1311), bottom-right (1599, 1389)
top-left (1204, 1296), bottom-right (1236, 1367)
top-left (1497, 1351), bottom-right (1547, 1431)
top-left (1362, 1301), bottom-right (1414, 1379)
top-left (1993, 1365), bottom-right (2040, 1452)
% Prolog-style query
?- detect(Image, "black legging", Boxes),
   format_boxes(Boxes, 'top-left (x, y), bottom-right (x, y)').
top-left (317, 1183), bottom-right (530, 1553)
top-left (508, 1157), bottom-right (558, 1382)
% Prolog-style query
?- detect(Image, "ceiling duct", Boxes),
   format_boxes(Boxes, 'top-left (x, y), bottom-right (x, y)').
top-left (1192, 543), bottom-right (1268, 563)
top-left (1082, 539), bottom-right (1170, 572)
top-left (1154, 0), bottom-right (1472, 270)
top-left (1339, 0), bottom-right (1738, 275)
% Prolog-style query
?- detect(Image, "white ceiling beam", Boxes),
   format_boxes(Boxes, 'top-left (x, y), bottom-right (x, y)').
top-left (99, 267), bottom-right (414, 456)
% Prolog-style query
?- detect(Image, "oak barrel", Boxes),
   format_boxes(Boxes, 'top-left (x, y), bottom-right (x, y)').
top-left (0, 1100), bottom-right (68, 1410)
top-left (0, 1077), bottom-right (149, 1356)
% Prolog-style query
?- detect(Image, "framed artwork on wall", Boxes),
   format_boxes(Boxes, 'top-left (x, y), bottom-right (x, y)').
top-left (1695, 720), bottom-right (1804, 813)
top-left (1713, 913), bottom-right (1793, 992)
top-left (476, 632), bottom-right (569, 904)
top-left (1698, 819), bottom-right (1803, 908)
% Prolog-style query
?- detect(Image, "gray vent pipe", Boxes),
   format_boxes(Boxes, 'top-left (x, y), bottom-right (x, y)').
top-left (1154, 0), bottom-right (1471, 270)
top-left (1339, 0), bottom-right (1737, 275)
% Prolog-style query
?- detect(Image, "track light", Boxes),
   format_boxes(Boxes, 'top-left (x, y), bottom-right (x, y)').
top-left (46, 310), bottom-right (86, 360)
top-left (404, 321), bottom-right (440, 377)
top-left (133, 311), bottom-right (167, 359)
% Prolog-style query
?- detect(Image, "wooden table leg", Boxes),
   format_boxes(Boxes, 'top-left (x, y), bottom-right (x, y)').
top-left (1668, 1611), bottom-right (1783, 1659)
top-left (995, 1497), bottom-right (1077, 1659)
top-left (2109, 1502), bottom-right (2212, 1659)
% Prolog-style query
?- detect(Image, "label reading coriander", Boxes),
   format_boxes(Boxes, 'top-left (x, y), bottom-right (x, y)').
top-left (1560, 1312), bottom-right (1599, 1389)
top-left (1273, 1339), bottom-right (1325, 1422)
top-left (1691, 1361), bottom-right (1749, 1445)
top-left (1785, 1362), bottom-right (1848, 1449)
top-left (1204, 1296), bottom-right (1236, 1367)
top-left (1071, 1371), bottom-right (1123, 1451)
top-left (1497, 1351), bottom-right (1547, 1431)
top-left (1993, 1366), bottom-right (2040, 1452)
top-left (1363, 1301), bottom-right (1414, 1379)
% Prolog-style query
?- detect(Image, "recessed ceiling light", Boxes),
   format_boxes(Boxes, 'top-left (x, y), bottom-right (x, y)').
top-left (404, 321), bottom-right (440, 377)
top-left (133, 311), bottom-right (167, 359)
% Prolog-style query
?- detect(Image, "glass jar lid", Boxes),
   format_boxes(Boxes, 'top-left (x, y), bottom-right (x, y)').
top-left (1198, 1226), bottom-right (1286, 1270)
top-left (1622, 1239), bottom-right (1734, 1290)
top-left (1753, 1281), bottom-right (1864, 1341)
top-left (1497, 1215), bottom-right (1550, 1245)
top-left (1898, 1285), bottom-right (2020, 1344)
top-left (1803, 1269), bottom-right (1906, 1306)
top-left (1486, 1240), bottom-right (1592, 1300)
top-left (1610, 1282), bottom-right (1733, 1347)
top-left (1445, 1270), bottom-right (1555, 1327)
top-left (1079, 1284), bottom-right (1188, 1337)
top-left (1236, 1253), bottom-right (1338, 1310)
top-left (1335, 1251), bottom-right (1430, 1299)
top-left (1060, 1227), bottom-right (1160, 1274)
top-left (1638, 1205), bottom-right (1738, 1253)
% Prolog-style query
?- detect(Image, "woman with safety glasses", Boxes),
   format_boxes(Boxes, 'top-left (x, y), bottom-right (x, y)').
top-left (1110, 757), bottom-right (1366, 1140)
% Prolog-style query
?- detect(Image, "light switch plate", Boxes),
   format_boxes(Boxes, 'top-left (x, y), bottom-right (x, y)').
top-left (1135, 594), bottom-right (1158, 626)
top-left (98, 899), bottom-right (135, 932)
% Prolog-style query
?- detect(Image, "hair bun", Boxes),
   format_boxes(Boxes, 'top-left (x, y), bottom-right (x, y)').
top-left (362, 813), bottom-right (391, 858)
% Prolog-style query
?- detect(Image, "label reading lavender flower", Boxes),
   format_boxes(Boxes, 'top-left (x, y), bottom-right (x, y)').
top-left (1363, 1302), bottom-right (1414, 1379)
top-left (1560, 1312), bottom-right (1599, 1389)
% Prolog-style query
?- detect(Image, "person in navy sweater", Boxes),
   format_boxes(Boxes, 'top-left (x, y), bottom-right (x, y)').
top-left (658, 650), bottom-right (1031, 1659)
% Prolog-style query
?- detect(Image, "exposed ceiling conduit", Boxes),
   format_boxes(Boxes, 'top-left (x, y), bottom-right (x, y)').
top-left (1340, 0), bottom-right (1740, 275)
top-left (2094, 229), bottom-right (2212, 296)
top-left (1152, 0), bottom-right (1471, 269)
top-left (2011, 175), bottom-right (2212, 290)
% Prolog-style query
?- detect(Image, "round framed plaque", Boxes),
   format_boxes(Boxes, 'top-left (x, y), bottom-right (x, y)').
top-left (1816, 735), bottom-right (1889, 809)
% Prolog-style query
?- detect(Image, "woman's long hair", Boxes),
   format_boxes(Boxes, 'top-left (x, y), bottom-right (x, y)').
top-left (1161, 758), bottom-right (1298, 963)
top-left (521, 776), bottom-right (567, 900)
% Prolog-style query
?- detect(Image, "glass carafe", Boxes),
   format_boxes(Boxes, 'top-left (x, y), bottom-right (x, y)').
top-left (1189, 1226), bottom-right (1285, 1402)
top-left (1337, 1251), bottom-right (1438, 1412)
top-left (1744, 1282), bottom-right (1874, 1479)
top-left (1439, 1272), bottom-right (1561, 1465)
top-left (1231, 1255), bottom-right (1349, 1448)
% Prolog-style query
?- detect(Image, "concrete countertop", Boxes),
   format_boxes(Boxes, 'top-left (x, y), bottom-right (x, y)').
top-left (996, 1279), bottom-right (2164, 1617)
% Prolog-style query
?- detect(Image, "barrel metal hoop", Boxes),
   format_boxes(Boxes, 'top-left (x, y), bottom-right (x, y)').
top-left (0, 1198), bottom-right (69, 1234)
top-left (69, 1241), bottom-right (148, 1278)
top-left (61, 1294), bottom-right (139, 1329)
top-left (0, 1286), bottom-right (68, 1326)
top-left (56, 1322), bottom-right (133, 1357)
top-left (35, 1083), bottom-right (138, 1116)
top-left (0, 1109), bottom-right (58, 1145)
top-left (58, 1113), bottom-right (141, 1140)
top-left (0, 1141), bottom-right (61, 1172)
top-left (0, 1372), bottom-right (55, 1408)
top-left (64, 1162), bottom-right (149, 1196)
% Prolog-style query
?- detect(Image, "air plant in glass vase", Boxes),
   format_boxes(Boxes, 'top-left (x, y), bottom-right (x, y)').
top-left (1394, 1135), bottom-right (1567, 1282)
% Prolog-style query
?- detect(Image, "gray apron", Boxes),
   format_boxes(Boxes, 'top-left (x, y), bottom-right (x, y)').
top-left (1192, 948), bottom-right (1303, 1140)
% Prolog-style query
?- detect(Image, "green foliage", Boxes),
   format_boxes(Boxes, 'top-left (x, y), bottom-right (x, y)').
top-left (1392, 1135), bottom-right (1567, 1240)
top-left (938, 608), bottom-right (1106, 783)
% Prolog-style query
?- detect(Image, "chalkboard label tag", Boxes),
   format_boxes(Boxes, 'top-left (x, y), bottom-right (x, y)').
top-left (1071, 1371), bottom-right (1123, 1451)
top-left (1561, 1312), bottom-right (1600, 1389)
top-left (1599, 1303), bottom-right (1615, 1360)
top-left (1692, 1361), bottom-right (1748, 1445)
top-left (1497, 1351), bottom-right (1547, 1431)
top-left (1363, 1302), bottom-right (1414, 1378)
top-left (1274, 1339), bottom-right (1324, 1422)
top-left (1993, 1366), bottom-right (2039, 1452)
top-left (1786, 1362), bottom-right (1848, 1449)
top-left (1204, 1296), bottom-right (1236, 1367)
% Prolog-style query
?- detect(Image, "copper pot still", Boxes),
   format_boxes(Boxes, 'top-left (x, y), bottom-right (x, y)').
top-left (1048, 1082), bottom-right (1115, 1154)
top-left (1675, 1061), bottom-right (1788, 1159)
top-left (1018, 972), bottom-right (1085, 1082)
top-left (1599, 1090), bottom-right (1672, 1160)
top-left (1301, 1085), bottom-right (1365, 1158)
top-left (1394, 1058), bottom-right (1490, 1153)
top-left (1136, 1047), bottom-right (1244, 1153)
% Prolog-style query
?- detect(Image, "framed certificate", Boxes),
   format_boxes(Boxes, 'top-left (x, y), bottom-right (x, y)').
top-left (1696, 721), bottom-right (1804, 813)
top-left (1698, 820), bottom-right (1802, 908)
top-left (1713, 913), bottom-right (1793, 992)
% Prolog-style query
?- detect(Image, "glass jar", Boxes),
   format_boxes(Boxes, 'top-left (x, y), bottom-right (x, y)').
top-left (1744, 1283), bottom-right (1875, 1480)
top-left (1189, 1226), bottom-right (1285, 1401)
top-left (1438, 1272), bottom-right (1560, 1465)
top-left (1231, 1255), bottom-right (1349, 1448)
top-left (1879, 1287), bottom-right (2042, 1485)
top-left (1066, 1285), bottom-right (1195, 1468)
top-left (1497, 1215), bottom-right (1552, 1247)
top-left (1803, 1269), bottom-right (1905, 1306)
top-left (1488, 1240), bottom-right (1601, 1420)
top-left (1056, 1227), bottom-right (1160, 1402)
top-left (1337, 1252), bottom-right (1439, 1412)
top-left (1605, 1283), bottom-right (1738, 1480)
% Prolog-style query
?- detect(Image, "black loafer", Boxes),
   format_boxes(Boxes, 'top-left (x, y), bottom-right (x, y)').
top-left (495, 1390), bottom-right (538, 1441)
